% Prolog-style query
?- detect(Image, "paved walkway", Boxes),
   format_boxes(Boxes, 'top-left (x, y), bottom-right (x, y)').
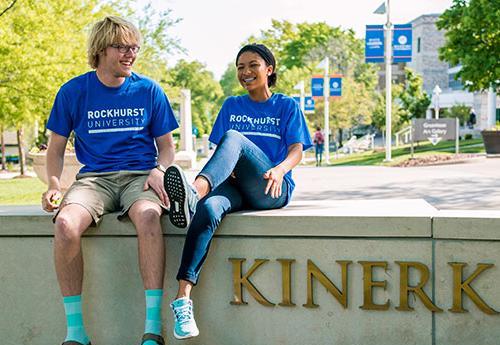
top-left (2, 156), bottom-right (499, 210)
top-left (291, 156), bottom-right (500, 210)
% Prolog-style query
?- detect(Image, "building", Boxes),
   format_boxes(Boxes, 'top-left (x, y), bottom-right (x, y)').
top-left (406, 14), bottom-right (499, 130)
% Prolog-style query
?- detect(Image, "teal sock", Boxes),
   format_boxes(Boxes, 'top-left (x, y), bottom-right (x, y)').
top-left (63, 295), bottom-right (89, 345)
top-left (144, 289), bottom-right (163, 344)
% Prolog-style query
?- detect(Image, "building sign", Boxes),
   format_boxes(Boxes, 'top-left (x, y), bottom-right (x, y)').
top-left (329, 76), bottom-right (342, 97)
top-left (413, 118), bottom-right (457, 145)
top-left (365, 25), bottom-right (385, 63)
top-left (229, 258), bottom-right (498, 315)
top-left (393, 24), bottom-right (412, 63)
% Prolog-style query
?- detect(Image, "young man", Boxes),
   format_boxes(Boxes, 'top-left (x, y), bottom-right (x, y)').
top-left (41, 16), bottom-right (176, 345)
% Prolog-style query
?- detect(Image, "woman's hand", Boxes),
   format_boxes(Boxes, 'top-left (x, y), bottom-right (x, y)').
top-left (263, 166), bottom-right (285, 198)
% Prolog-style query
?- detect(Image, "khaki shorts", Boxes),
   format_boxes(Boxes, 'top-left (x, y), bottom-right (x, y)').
top-left (54, 170), bottom-right (167, 225)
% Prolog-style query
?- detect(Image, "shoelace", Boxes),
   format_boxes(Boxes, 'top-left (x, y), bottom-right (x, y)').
top-left (174, 304), bottom-right (193, 324)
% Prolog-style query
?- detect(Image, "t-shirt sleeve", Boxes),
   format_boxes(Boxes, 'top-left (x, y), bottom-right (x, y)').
top-left (46, 87), bottom-right (73, 138)
top-left (209, 99), bottom-right (229, 145)
top-left (284, 99), bottom-right (313, 150)
top-left (150, 84), bottom-right (179, 138)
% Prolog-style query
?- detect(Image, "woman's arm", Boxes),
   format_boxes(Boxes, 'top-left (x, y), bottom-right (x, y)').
top-left (263, 143), bottom-right (303, 198)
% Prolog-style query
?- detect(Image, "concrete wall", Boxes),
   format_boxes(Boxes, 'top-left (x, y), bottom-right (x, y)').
top-left (1, 200), bottom-right (499, 345)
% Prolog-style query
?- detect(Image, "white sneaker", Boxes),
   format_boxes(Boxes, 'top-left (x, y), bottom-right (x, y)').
top-left (170, 297), bottom-right (200, 339)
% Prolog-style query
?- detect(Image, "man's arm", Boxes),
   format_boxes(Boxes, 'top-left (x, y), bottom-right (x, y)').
top-left (143, 132), bottom-right (176, 206)
top-left (42, 132), bottom-right (68, 212)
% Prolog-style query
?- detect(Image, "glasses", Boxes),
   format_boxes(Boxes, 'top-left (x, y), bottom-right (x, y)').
top-left (109, 44), bottom-right (141, 54)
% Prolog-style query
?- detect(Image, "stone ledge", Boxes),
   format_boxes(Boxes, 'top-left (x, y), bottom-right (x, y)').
top-left (433, 210), bottom-right (500, 240)
top-left (0, 199), bottom-right (435, 237)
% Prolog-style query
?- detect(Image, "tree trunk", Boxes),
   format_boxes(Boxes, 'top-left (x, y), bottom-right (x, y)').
top-left (1, 126), bottom-right (6, 171)
top-left (16, 128), bottom-right (26, 176)
top-left (338, 128), bottom-right (343, 147)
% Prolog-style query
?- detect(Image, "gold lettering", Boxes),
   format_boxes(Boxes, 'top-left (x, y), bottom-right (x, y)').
top-left (228, 258), bottom-right (274, 306)
top-left (277, 259), bottom-right (295, 307)
top-left (303, 259), bottom-right (351, 309)
top-left (449, 262), bottom-right (499, 315)
top-left (359, 261), bottom-right (390, 310)
top-left (395, 261), bottom-right (442, 312)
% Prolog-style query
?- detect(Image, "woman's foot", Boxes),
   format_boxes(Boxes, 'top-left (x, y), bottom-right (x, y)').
top-left (170, 297), bottom-right (200, 339)
top-left (164, 165), bottom-right (200, 228)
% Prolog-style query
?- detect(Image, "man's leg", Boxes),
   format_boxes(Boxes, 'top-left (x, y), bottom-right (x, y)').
top-left (128, 200), bottom-right (165, 345)
top-left (54, 204), bottom-right (93, 345)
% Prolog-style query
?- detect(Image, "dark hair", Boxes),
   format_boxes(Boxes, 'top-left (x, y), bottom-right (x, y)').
top-left (236, 43), bottom-right (277, 87)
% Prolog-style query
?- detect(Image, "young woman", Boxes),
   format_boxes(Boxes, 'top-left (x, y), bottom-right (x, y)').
top-left (163, 43), bottom-right (312, 339)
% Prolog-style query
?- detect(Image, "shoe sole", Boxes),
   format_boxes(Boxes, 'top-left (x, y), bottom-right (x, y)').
top-left (164, 164), bottom-right (191, 229)
top-left (173, 329), bottom-right (200, 340)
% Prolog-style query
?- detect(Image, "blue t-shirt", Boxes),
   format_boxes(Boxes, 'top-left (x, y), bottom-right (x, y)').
top-left (209, 93), bottom-right (312, 203)
top-left (47, 71), bottom-right (178, 173)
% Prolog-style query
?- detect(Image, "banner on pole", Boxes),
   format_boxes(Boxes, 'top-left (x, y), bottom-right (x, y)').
top-left (393, 24), bottom-right (412, 63)
top-left (329, 76), bottom-right (342, 97)
top-left (293, 95), bottom-right (315, 113)
top-left (311, 76), bottom-right (324, 97)
top-left (365, 25), bottom-right (384, 63)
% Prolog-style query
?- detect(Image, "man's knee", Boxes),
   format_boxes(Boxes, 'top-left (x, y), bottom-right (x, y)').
top-left (54, 212), bottom-right (84, 244)
top-left (129, 201), bottom-right (162, 236)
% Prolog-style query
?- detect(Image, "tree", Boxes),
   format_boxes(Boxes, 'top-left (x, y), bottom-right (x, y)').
top-left (437, 0), bottom-right (500, 91)
top-left (442, 104), bottom-right (470, 126)
top-left (169, 60), bottom-right (224, 136)
top-left (397, 68), bottom-right (431, 123)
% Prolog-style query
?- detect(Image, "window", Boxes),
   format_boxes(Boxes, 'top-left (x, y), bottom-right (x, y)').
top-left (417, 37), bottom-right (421, 53)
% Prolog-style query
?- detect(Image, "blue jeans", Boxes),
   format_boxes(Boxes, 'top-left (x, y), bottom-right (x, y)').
top-left (176, 130), bottom-right (289, 284)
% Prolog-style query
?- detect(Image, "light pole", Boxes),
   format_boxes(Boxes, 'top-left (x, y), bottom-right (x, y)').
top-left (384, 0), bottom-right (392, 162)
top-left (317, 57), bottom-right (330, 163)
top-left (293, 80), bottom-right (306, 114)
top-left (433, 84), bottom-right (442, 119)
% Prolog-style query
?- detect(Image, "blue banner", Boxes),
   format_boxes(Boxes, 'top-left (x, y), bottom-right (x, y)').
top-left (329, 77), bottom-right (342, 97)
top-left (292, 96), bottom-right (315, 113)
top-left (311, 77), bottom-right (324, 97)
top-left (304, 96), bottom-right (315, 113)
top-left (365, 25), bottom-right (384, 63)
top-left (393, 24), bottom-right (412, 62)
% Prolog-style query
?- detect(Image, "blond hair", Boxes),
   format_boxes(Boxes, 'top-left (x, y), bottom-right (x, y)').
top-left (87, 16), bottom-right (142, 69)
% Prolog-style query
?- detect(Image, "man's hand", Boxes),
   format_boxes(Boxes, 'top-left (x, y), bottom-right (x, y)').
top-left (263, 166), bottom-right (286, 199)
top-left (144, 168), bottom-right (169, 207)
top-left (42, 189), bottom-right (62, 212)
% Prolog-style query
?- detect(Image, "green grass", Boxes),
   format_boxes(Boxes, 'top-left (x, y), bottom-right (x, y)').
top-left (327, 139), bottom-right (485, 166)
top-left (0, 177), bottom-right (46, 205)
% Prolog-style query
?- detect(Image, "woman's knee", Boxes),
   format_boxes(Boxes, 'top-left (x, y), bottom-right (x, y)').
top-left (221, 129), bottom-right (245, 144)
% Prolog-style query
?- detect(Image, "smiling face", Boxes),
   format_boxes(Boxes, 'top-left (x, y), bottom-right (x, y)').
top-left (236, 51), bottom-right (273, 93)
top-left (97, 41), bottom-right (138, 79)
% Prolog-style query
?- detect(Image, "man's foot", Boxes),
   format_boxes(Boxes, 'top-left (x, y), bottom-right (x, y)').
top-left (170, 297), bottom-right (200, 339)
top-left (141, 333), bottom-right (165, 345)
top-left (164, 165), bottom-right (199, 228)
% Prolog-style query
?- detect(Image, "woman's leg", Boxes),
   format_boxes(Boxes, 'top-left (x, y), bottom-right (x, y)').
top-left (170, 180), bottom-right (243, 340)
top-left (176, 179), bottom-right (243, 288)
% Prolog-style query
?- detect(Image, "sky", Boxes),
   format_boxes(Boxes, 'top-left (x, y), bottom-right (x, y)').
top-left (147, 0), bottom-right (454, 80)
